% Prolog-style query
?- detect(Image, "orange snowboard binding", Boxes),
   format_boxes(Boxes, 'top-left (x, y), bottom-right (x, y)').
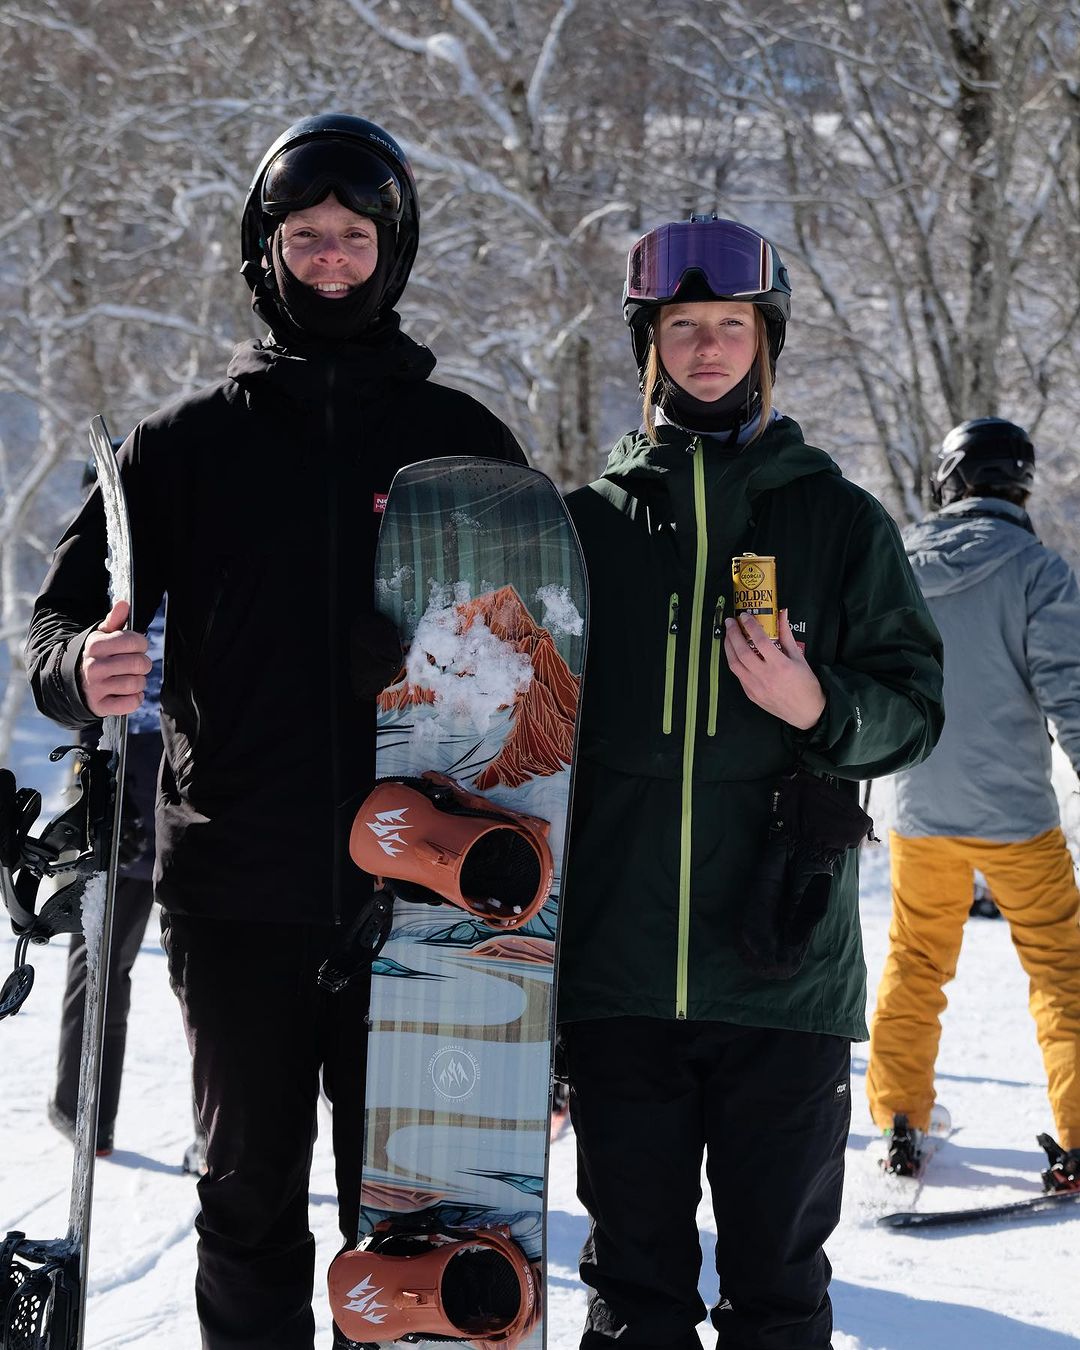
top-left (349, 772), bottom-right (553, 930)
top-left (328, 1223), bottom-right (540, 1349)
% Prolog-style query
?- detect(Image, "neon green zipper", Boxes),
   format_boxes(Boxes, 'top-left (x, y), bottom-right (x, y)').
top-left (707, 596), bottom-right (726, 737)
top-left (676, 442), bottom-right (709, 1018)
top-left (662, 593), bottom-right (679, 735)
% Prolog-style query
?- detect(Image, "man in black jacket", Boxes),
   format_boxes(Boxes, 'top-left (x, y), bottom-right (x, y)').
top-left (26, 114), bottom-right (525, 1350)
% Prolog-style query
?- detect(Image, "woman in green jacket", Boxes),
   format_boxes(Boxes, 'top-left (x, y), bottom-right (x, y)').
top-left (559, 216), bottom-right (944, 1350)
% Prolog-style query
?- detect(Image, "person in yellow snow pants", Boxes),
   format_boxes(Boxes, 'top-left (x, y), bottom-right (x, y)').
top-left (867, 418), bottom-right (1080, 1189)
top-left (868, 828), bottom-right (1080, 1149)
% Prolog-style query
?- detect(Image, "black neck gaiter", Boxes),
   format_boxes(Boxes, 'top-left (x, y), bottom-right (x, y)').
top-left (260, 224), bottom-right (394, 343)
top-left (658, 358), bottom-right (763, 437)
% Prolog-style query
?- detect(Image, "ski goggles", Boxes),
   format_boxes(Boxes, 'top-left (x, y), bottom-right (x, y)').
top-left (260, 137), bottom-right (404, 224)
top-left (626, 219), bottom-right (776, 304)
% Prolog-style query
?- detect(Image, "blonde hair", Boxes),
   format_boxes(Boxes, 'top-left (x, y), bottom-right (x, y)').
top-left (642, 308), bottom-right (773, 445)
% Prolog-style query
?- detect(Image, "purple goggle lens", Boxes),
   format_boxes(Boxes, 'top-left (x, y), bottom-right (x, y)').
top-left (626, 220), bottom-right (773, 304)
top-left (261, 138), bottom-right (403, 224)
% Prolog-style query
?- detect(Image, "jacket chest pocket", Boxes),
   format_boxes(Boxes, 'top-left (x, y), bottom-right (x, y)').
top-left (661, 592), bottom-right (730, 738)
top-left (662, 593), bottom-right (679, 735)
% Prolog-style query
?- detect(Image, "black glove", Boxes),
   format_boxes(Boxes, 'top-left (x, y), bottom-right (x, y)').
top-left (349, 611), bottom-right (405, 701)
top-left (737, 768), bottom-right (872, 980)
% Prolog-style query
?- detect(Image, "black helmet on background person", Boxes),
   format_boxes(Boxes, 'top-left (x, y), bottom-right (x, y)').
top-left (931, 418), bottom-right (1036, 506)
top-left (623, 214), bottom-right (792, 374)
top-left (240, 113), bottom-right (420, 317)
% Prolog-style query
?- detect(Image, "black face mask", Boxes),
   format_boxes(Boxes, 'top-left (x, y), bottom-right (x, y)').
top-left (261, 222), bottom-right (395, 343)
top-left (658, 357), bottom-right (763, 436)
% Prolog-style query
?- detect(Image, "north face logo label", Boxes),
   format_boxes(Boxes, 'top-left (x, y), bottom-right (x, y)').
top-left (365, 807), bottom-right (411, 857)
top-left (345, 1274), bottom-right (388, 1323)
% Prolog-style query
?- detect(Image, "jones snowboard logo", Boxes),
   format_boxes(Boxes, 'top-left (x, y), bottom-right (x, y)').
top-left (429, 1044), bottom-right (479, 1102)
top-left (365, 806), bottom-right (411, 858)
top-left (344, 1274), bottom-right (388, 1324)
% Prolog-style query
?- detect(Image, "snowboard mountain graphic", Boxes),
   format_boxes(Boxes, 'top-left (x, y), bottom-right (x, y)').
top-left (378, 585), bottom-right (579, 790)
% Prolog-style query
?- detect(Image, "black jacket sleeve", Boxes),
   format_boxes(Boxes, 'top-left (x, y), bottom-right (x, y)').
top-left (26, 429), bottom-right (167, 731)
top-left (793, 495), bottom-right (945, 780)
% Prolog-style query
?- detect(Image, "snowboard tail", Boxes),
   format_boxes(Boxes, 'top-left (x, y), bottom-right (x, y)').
top-left (0, 416), bottom-right (132, 1350)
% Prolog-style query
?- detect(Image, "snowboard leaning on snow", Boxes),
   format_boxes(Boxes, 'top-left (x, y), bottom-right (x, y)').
top-left (878, 1187), bottom-right (1080, 1230)
top-left (0, 416), bottom-right (131, 1350)
top-left (328, 457), bottom-right (586, 1350)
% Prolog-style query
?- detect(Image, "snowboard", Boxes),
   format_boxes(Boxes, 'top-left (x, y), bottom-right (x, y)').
top-left (328, 457), bottom-right (587, 1350)
top-left (0, 415), bottom-right (131, 1350)
top-left (878, 1188), bottom-right (1080, 1230)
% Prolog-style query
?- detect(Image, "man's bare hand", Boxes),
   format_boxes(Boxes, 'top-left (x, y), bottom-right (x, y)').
top-left (724, 608), bottom-right (826, 731)
top-left (79, 600), bottom-right (151, 718)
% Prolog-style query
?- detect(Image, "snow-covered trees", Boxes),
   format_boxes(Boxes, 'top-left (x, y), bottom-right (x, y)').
top-left (2, 0), bottom-right (1078, 755)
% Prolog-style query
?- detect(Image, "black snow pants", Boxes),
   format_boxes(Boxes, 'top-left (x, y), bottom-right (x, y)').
top-left (161, 912), bottom-right (371, 1350)
top-left (563, 1016), bottom-right (851, 1350)
top-left (53, 873), bottom-right (155, 1150)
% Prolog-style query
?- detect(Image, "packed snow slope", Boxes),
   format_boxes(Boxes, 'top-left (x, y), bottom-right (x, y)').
top-left (2, 744), bottom-right (1079, 1347)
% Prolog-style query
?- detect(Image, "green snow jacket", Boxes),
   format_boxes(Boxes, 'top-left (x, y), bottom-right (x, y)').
top-left (559, 416), bottom-right (944, 1038)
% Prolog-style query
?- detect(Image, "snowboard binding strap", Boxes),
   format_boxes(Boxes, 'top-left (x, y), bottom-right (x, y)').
top-left (1038, 1132), bottom-right (1080, 1193)
top-left (1, 747), bottom-right (113, 1020)
top-left (328, 1223), bottom-right (539, 1350)
top-left (0, 1232), bottom-right (73, 1348)
top-left (349, 772), bottom-right (553, 931)
top-left (0, 747), bottom-right (111, 940)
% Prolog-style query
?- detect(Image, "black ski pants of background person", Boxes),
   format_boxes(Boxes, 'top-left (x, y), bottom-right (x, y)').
top-left (53, 874), bottom-right (155, 1152)
top-left (161, 912), bottom-right (371, 1350)
top-left (563, 1016), bottom-right (851, 1350)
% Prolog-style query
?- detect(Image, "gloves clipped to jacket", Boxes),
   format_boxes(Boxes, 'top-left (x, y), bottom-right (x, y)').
top-left (349, 611), bottom-right (405, 702)
top-left (738, 768), bottom-right (873, 980)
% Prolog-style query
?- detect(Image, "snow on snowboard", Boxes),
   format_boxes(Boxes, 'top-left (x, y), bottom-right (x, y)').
top-left (328, 457), bottom-right (586, 1350)
top-left (0, 416), bottom-right (131, 1350)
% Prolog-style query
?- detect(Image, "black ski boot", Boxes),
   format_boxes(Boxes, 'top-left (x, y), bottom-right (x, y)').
top-left (969, 879), bottom-right (1001, 919)
top-left (47, 1097), bottom-right (114, 1159)
top-left (182, 1133), bottom-right (208, 1178)
top-left (882, 1112), bottom-right (924, 1178)
top-left (1038, 1133), bottom-right (1080, 1193)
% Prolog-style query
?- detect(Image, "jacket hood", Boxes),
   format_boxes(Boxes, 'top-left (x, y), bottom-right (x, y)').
top-left (226, 324), bottom-right (437, 404)
top-left (601, 415), bottom-right (841, 497)
top-left (903, 497), bottom-right (1037, 598)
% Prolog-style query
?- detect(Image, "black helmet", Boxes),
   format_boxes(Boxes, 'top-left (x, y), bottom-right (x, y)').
top-left (623, 214), bottom-right (791, 372)
top-left (240, 113), bottom-right (420, 313)
top-left (931, 418), bottom-right (1035, 506)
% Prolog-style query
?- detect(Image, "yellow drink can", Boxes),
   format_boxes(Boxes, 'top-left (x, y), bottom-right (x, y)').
top-left (731, 554), bottom-right (778, 640)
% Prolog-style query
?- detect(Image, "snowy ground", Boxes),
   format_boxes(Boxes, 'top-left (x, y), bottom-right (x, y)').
top-left (2, 785), bottom-right (1080, 1346)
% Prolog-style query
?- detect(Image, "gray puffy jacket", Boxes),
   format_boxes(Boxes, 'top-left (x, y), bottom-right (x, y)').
top-left (893, 497), bottom-right (1080, 841)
